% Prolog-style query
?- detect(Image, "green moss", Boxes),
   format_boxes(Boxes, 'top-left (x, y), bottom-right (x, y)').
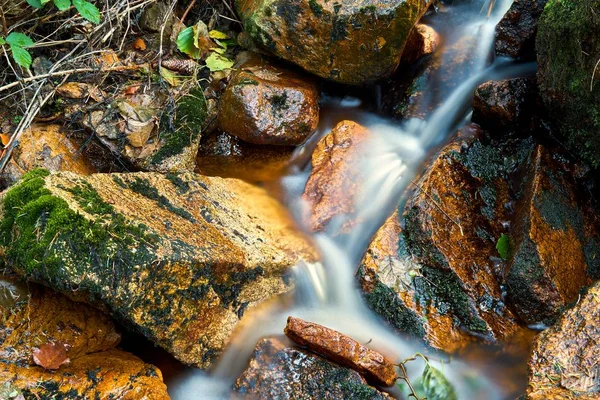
top-left (308, 0), bottom-right (324, 17)
top-left (151, 87), bottom-right (207, 165)
top-left (331, 17), bottom-right (348, 41)
top-left (269, 92), bottom-right (289, 111)
top-left (64, 181), bottom-right (114, 215)
top-left (125, 176), bottom-right (196, 222)
top-left (166, 173), bottom-right (191, 194)
top-left (237, 77), bottom-right (259, 86)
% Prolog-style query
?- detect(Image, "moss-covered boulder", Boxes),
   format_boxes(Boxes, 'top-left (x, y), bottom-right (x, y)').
top-left (0, 276), bottom-right (168, 399)
top-left (0, 170), bottom-right (314, 368)
top-left (536, 0), bottom-right (600, 167)
top-left (234, 337), bottom-right (391, 399)
top-left (236, 0), bottom-right (431, 85)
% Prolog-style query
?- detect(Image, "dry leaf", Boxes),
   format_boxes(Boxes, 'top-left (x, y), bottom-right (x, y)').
top-left (125, 118), bottom-right (155, 147)
top-left (159, 67), bottom-right (181, 86)
top-left (133, 37), bottom-right (147, 51)
top-left (32, 342), bottom-right (70, 370)
top-left (0, 133), bottom-right (10, 147)
top-left (56, 82), bottom-right (105, 102)
top-left (123, 85), bottom-right (142, 95)
top-left (94, 50), bottom-right (121, 68)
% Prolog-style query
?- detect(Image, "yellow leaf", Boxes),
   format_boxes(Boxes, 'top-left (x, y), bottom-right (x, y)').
top-left (159, 67), bottom-right (181, 86)
top-left (0, 134), bottom-right (10, 147)
top-left (209, 30), bottom-right (228, 39)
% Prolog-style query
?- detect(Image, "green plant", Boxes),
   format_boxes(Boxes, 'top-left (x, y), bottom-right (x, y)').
top-left (176, 21), bottom-right (234, 72)
top-left (0, 33), bottom-right (34, 69)
top-left (27, 0), bottom-right (101, 23)
top-left (496, 233), bottom-right (510, 260)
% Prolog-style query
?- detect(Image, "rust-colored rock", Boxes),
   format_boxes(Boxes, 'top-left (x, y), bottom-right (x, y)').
top-left (527, 280), bottom-right (600, 399)
top-left (217, 52), bottom-right (319, 146)
top-left (495, 0), bottom-right (548, 60)
top-left (402, 24), bottom-right (440, 64)
top-left (505, 146), bottom-right (600, 326)
top-left (284, 316), bottom-right (397, 387)
top-left (236, 0), bottom-right (431, 85)
top-left (1, 124), bottom-right (96, 187)
top-left (302, 120), bottom-right (371, 231)
top-left (235, 336), bottom-right (391, 398)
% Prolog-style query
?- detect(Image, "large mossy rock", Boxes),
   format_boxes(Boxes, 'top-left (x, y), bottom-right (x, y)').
top-left (236, 0), bottom-right (431, 85)
top-left (536, 0), bottom-right (600, 167)
top-left (0, 170), bottom-right (314, 368)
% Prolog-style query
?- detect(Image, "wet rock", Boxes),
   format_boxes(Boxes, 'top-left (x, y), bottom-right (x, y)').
top-left (1, 349), bottom-right (169, 399)
top-left (196, 130), bottom-right (294, 183)
top-left (402, 24), bottom-right (440, 65)
top-left (536, 0), bottom-right (600, 167)
top-left (284, 317), bottom-right (397, 386)
top-left (504, 146), bottom-right (600, 326)
top-left (0, 169), bottom-right (314, 368)
top-left (0, 277), bottom-right (169, 399)
top-left (236, 0), bottom-right (431, 85)
top-left (302, 120), bottom-right (371, 231)
top-left (1, 124), bottom-right (96, 187)
top-left (217, 52), bottom-right (319, 146)
top-left (494, 0), bottom-right (547, 60)
top-left (234, 337), bottom-right (391, 399)
top-left (527, 280), bottom-right (600, 399)
top-left (472, 78), bottom-right (537, 130)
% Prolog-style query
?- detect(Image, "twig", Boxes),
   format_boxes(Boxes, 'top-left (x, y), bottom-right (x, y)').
top-left (180, 0), bottom-right (198, 25)
top-left (0, 5), bottom-right (8, 37)
top-left (591, 58), bottom-right (600, 92)
top-left (410, 179), bottom-right (464, 236)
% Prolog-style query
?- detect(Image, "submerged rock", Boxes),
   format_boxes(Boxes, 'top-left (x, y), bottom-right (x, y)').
top-left (234, 337), bottom-right (391, 399)
top-left (0, 276), bottom-right (168, 399)
top-left (1, 124), bottom-right (96, 187)
top-left (536, 0), bottom-right (600, 167)
top-left (494, 0), bottom-right (548, 60)
top-left (0, 170), bottom-right (314, 368)
top-left (527, 281), bottom-right (600, 399)
top-left (236, 0), bottom-right (431, 85)
top-left (217, 52), bottom-right (319, 146)
top-left (505, 146), bottom-right (600, 326)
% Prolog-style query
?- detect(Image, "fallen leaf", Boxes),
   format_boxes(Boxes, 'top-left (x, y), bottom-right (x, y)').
top-left (94, 50), bottom-right (121, 68)
top-left (133, 37), bottom-right (146, 51)
top-left (56, 82), bottom-right (105, 102)
top-left (123, 84), bottom-right (142, 95)
top-left (0, 134), bottom-right (10, 147)
top-left (125, 118), bottom-right (155, 147)
top-left (32, 342), bottom-right (70, 370)
top-left (159, 67), bottom-right (181, 86)
top-left (208, 29), bottom-right (228, 39)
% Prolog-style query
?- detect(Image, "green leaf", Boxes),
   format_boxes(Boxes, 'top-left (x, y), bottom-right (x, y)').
top-left (422, 363), bottom-right (458, 400)
top-left (159, 67), bottom-right (181, 86)
top-left (176, 26), bottom-right (199, 58)
top-left (205, 52), bottom-right (233, 72)
top-left (10, 46), bottom-right (32, 69)
top-left (496, 233), bottom-right (510, 260)
top-left (53, 0), bottom-right (71, 10)
top-left (26, 0), bottom-right (43, 8)
top-left (6, 32), bottom-right (34, 48)
top-left (73, 0), bottom-right (101, 23)
top-left (214, 38), bottom-right (227, 50)
top-left (208, 29), bottom-right (228, 39)
top-left (0, 37), bottom-right (6, 45)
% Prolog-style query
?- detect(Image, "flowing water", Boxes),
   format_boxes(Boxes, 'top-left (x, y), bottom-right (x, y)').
top-left (168, 0), bottom-right (538, 397)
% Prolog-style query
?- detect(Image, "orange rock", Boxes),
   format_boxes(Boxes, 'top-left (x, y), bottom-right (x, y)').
top-left (302, 120), bottom-right (371, 231)
top-left (403, 24), bottom-right (440, 64)
top-left (284, 316), bottom-right (397, 387)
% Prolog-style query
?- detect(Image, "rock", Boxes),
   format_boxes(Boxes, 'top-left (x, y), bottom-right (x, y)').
top-left (140, 1), bottom-right (175, 34)
top-left (494, 0), bottom-right (547, 60)
top-left (234, 337), bottom-right (391, 399)
top-left (217, 52), bottom-right (319, 146)
top-left (0, 276), bottom-right (169, 399)
top-left (196, 130), bottom-right (295, 183)
top-left (236, 0), bottom-right (431, 85)
top-left (302, 120), bottom-right (371, 231)
top-left (0, 124), bottom-right (96, 187)
top-left (527, 281), bottom-right (600, 399)
top-left (0, 169), bottom-right (314, 368)
top-left (472, 78), bottom-right (537, 131)
top-left (504, 146), bottom-right (600, 326)
top-left (284, 317), bottom-right (397, 387)
top-left (1, 349), bottom-right (169, 399)
top-left (402, 24), bottom-right (440, 65)
top-left (536, 0), bottom-right (600, 167)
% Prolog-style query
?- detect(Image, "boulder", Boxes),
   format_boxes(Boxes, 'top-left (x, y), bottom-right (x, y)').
top-left (0, 169), bottom-right (314, 368)
top-left (217, 52), bottom-right (319, 146)
top-left (494, 0), bottom-right (548, 60)
top-left (1, 124), bottom-right (96, 187)
top-left (234, 337), bottom-right (391, 399)
top-left (536, 0), bottom-right (600, 167)
top-left (504, 146), bottom-right (600, 326)
top-left (402, 24), bottom-right (440, 65)
top-left (236, 0), bottom-right (431, 85)
top-left (0, 276), bottom-right (168, 399)
top-left (527, 281), bottom-right (600, 399)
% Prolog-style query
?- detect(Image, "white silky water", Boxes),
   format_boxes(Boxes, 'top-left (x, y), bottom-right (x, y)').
top-left (169, 0), bottom-right (537, 398)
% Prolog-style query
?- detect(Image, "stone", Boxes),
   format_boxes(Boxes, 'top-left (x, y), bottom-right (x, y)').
top-left (302, 120), bottom-right (371, 231)
top-left (236, 0), bottom-right (431, 85)
top-left (402, 24), bottom-right (440, 65)
top-left (140, 1), bottom-right (175, 34)
top-left (536, 0), bottom-right (600, 167)
top-left (0, 169), bottom-right (314, 368)
top-left (494, 0), bottom-right (548, 60)
top-left (527, 280), bottom-right (600, 399)
top-left (472, 78), bottom-right (537, 131)
top-left (0, 276), bottom-right (169, 399)
top-left (504, 146), bottom-right (600, 326)
top-left (234, 337), bottom-right (391, 399)
top-left (284, 317), bottom-right (397, 387)
top-left (0, 124), bottom-right (96, 187)
top-left (217, 52), bottom-right (319, 146)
